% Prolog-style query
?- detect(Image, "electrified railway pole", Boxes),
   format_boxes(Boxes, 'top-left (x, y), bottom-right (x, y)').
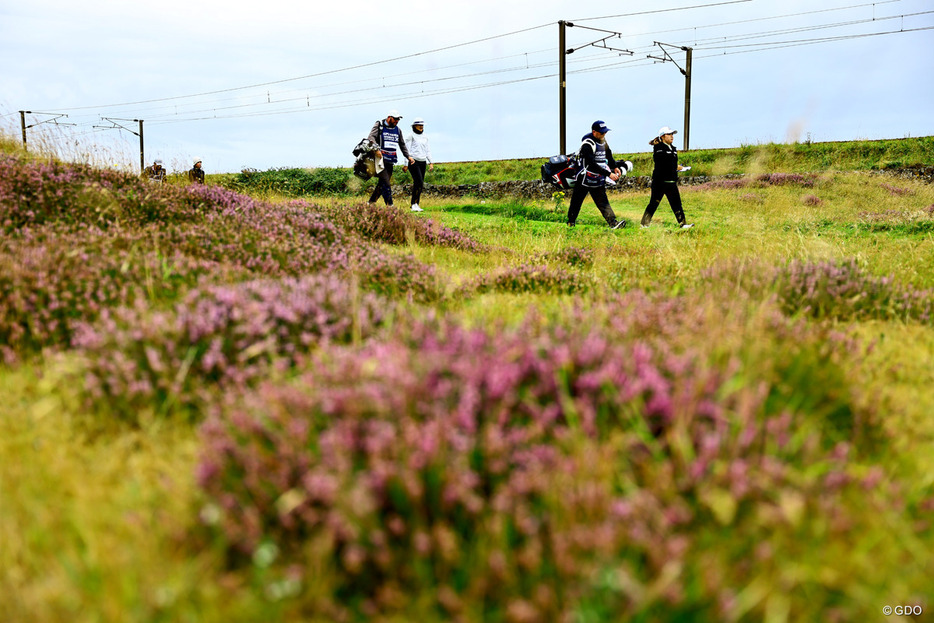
top-left (559, 22), bottom-right (633, 156)
top-left (95, 118), bottom-right (145, 172)
top-left (559, 20), bottom-right (568, 155)
top-left (18, 110), bottom-right (73, 151)
top-left (683, 47), bottom-right (692, 151)
top-left (649, 42), bottom-right (693, 151)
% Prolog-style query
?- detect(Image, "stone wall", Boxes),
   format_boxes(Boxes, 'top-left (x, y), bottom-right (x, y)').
top-left (389, 174), bottom-right (748, 200)
top-left (870, 166), bottom-right (934, 184)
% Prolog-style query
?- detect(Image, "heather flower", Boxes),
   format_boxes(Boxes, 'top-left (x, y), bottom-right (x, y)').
top-left (704, 257), bottom-right (932, 324)
top-left (532, 246), bottom-right (595, 267)
top-left (880, 182), bottom-right (913, 196)
top-left (687, 178), bottom-right (748, 192)
top-left (194, 289), bottom-right (894, 619)
top-left (75, 275), bottom-right (394, 418)
top-left (755, 172), bottom-right (817, 187)
top-left (456, 264), bottom-right (591, 298)
top-left (306, 200), bottom-right (484, 252)
top-left (0, 231), bottom-right (235, 360)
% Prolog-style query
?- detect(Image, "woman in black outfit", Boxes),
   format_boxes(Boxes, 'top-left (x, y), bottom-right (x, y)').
top-left (641, 126), bottom-right (694, 229)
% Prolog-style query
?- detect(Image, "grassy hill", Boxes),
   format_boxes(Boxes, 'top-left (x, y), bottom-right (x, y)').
top-left (2, 131), bottom-right (933, 622)
top-left (207, 136), bottom-right (934, 198)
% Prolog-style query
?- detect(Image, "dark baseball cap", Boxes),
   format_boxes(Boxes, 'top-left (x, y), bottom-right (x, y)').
top-left (592, 120), bottom-right (611, 133)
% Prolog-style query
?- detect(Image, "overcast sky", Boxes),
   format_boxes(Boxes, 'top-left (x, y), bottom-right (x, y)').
top-left (2, 0), bottom-right (932, 173)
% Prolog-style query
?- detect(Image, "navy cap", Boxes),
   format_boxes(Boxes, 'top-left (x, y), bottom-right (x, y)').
top-left (592, 120), bottom-right (611, 133)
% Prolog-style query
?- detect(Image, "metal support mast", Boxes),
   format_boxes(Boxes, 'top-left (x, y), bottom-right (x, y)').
top-left (17, 111), bottom-right (74, 151)
top-left (95, 117), bottom-right (145, 172)
top-left (649, 42), bottom-right (694, 151)
top-left (559, 20), bottom-right (568, 155)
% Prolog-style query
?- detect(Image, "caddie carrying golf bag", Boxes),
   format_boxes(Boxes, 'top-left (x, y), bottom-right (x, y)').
top-left (352, 138), bottom-right (380, 181)
top-left (541, 154), bottom-right (581, 190)
top-left (542, 153), bottom-right (635, 190)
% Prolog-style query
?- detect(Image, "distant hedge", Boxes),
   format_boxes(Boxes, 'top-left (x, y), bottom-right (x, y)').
top-left (226, 166), bottom-right (353, 196)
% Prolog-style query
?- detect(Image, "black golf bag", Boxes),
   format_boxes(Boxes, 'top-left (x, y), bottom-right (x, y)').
top-left (542, 154), bottom-right (635, 190)
top-left (352, 138), bottom-right (379, 181)
top-left (541, 154), bottom-right (581, 190)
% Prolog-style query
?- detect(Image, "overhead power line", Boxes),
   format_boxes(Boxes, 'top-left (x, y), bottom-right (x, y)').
top-left (53, 23), bottom-right (555, 112)
top-left (20, 1), bottom-right (933, 140)
top-left (53, 3), bottom-right (883, 123)
top-left (696, 24), bottom-right (934, 53)
top-left (139, 18), bottom-right (932, 128)
top-left (49, 0), bottom-right (762, 115)
top-left (149, 11), bottom-right (934, 123)
top-left (570, 0), bottom-right (753, 22)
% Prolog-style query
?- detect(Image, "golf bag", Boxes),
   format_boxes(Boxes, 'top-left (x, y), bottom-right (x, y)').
top-left (541, 154), bottom-right (581, 190)
top-left (352, 138), bottom-right (380, 181)
top-left (542, 154), bottom-right (635, 190)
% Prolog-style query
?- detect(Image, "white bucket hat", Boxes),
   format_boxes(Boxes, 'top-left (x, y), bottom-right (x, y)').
top-left (412, 117), bottom-right (425, 125)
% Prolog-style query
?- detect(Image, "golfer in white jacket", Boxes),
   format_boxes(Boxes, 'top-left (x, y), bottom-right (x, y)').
top-left (403, 117), bottom-right (433, 212)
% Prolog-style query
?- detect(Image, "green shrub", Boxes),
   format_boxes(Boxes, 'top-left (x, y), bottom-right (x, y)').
top-left (225, 167), bottom-right (353, 196)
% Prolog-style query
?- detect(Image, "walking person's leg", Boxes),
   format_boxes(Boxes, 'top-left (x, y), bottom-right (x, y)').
top-left (641, 184), bottom-right (666, 227)
top-left (666, 185), bottom-right (692, 228)
top-left (368, 177), bottom-right (382, 203)
top-left (378, 162), bottom-right (395, 205)
top-left (410, 160), bottom-right (426, 209)
top-left (566, 183), bottom-right (589, 226)
top-left (591, 186), bottom-right (624, 228)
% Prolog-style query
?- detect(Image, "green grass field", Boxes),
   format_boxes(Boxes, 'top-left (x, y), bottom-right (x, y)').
top-left (2, 133), bottom-right (933, 622)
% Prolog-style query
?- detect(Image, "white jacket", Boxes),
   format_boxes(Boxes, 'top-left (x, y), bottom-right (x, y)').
top-left (406, 133), bottom-right (433, 163)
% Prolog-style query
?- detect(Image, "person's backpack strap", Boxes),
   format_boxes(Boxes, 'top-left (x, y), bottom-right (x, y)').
top-left (579, 137), bottom-right (596, 154)
top-left (573, 137), bottom-right (596, 175)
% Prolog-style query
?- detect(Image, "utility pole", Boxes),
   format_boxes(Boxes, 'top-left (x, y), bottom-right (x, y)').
top-left (649, 42), bottom-right (694, 151)
top-left (18, 111), bottom-right (73, 151)
top-left (560, 22), bottom-right (632, 155)
top-left (95, 117), bottom-right (145, 172)
top-left (683, 47), bottom-right (693, 152)
top-left (558, 20), bottom-right (568, 155)
top-left (138, 119), bottom-right (145, 172)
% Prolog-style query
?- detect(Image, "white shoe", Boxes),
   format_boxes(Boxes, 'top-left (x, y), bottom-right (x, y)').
top-left (411, 204), bottom-right (423, 212)
top-left (680, 222), bottom-right (694, 230)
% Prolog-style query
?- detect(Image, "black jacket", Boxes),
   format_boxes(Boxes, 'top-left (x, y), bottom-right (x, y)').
top-left (651, 141), bottom-right (679, 184)
top-left (577, 133), bottom-right (619, 187)
top-left (579, 133), bottom-right (618, 176)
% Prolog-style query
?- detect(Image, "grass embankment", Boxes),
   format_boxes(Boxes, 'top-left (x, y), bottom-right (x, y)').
top-left (2, 131), bottom-right (933, 622)
top-left (212, 136), bottom-right (934, 198)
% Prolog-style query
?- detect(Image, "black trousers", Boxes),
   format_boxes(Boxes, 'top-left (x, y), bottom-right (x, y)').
top-left (409, 160), bottom-right (427, 206)
top-left (641, 182), bottom-right (685, 226)
top-left (566, 184), bottom-right (619, 226)
top-left (368, 161), bottom-right (395, 205)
